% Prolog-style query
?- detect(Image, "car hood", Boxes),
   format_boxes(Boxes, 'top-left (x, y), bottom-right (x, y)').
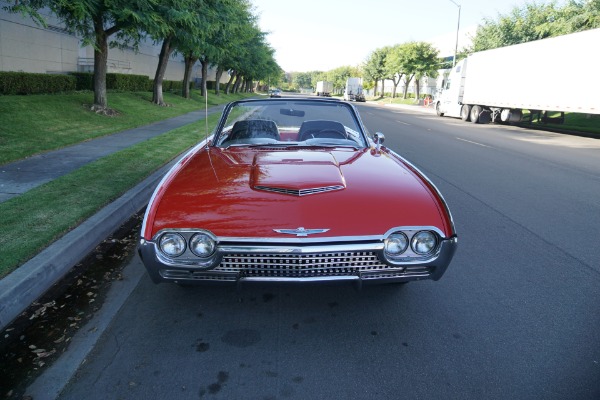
top-left (145, 147), bottom-right (452, 239)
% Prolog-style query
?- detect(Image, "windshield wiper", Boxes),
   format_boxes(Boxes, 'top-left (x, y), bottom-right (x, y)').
top-left (304, 143), bottom-right (360, 150)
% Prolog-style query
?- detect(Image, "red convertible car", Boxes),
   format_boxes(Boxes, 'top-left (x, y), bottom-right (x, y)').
top-left (138, 98), bottom-right (457, 286)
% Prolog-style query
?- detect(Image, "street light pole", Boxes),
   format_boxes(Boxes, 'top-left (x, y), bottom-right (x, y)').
top-left (450, 0), bottom-right (461, 67)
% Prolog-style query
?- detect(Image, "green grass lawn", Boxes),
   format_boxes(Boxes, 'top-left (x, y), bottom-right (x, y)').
top-left (0, 90), bottom-right (249, 165)
top-left (519, 110), bottom-right (600, 135)
top-left (0, 90), bottom-right (254, 277)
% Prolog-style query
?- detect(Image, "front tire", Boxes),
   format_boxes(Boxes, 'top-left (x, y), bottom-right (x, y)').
top-left (436, 102), bottom-right (444, 116)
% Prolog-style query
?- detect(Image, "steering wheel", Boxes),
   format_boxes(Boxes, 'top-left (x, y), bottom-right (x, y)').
top-left (305, 129), bottom-right (347, 140)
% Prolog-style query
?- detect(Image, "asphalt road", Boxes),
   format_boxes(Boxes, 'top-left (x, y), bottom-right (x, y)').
top-left (49, 103), bottom-right (600, 399)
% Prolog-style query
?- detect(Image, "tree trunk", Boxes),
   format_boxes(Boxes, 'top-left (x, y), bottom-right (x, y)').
top-left (233, 75), bottom-right (242, 93)
top-left (152, 36), bottom-right (173, 106)
top-left (402, 74), bottom-right (414, 99)
top-left (182, 53), bottom-right (197, 99)
top-left (232, 75), bottom-right (239, 93)
top-left (214, 68), bottom-right (224, 95)
top-left (200, 58), bottom-right (209, 97)
top-left (373, 79), bottom-right (378, 97)
top-left (92, 16), bottom-right (109, 110)
top-left (415, 78), bottom-right (421, 101)
top-left (225, 70), bottom-right (236, 94)
top-left (392, 74), bottom-right (404, 99)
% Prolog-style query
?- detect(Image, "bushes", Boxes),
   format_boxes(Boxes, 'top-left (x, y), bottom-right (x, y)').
top-left (70, 72), bottom-right (94, 91)
top-left (0, 72), bottom-right (76, 95)
top-left (162, 79), bottom-right (190, 92)
top-left (71, 72), bottom-right (151, 91)
top-left (205, 81), bottom-right (221, 91)
top-left (1, 71), bottom-right (190, 95)
top-left (107, 73), bottom-right (151, 91)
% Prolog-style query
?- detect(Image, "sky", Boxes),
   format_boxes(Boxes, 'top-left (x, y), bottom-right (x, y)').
top-left (250, 0), bottom-right (561, 72)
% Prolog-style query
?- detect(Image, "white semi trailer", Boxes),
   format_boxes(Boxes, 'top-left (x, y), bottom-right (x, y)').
top-left (343, 77), bottom-right (365, 102)
top-left (316, 81), bottom-right (333, 97)
top-left (435, 28), bottom-right (600, 124)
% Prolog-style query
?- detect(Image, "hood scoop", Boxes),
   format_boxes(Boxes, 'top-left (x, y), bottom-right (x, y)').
top-left (250, 151), bottom-right (346, 196)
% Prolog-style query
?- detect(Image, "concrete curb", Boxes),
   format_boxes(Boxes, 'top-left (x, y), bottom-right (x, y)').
top-left (0, 162), bottom-right (173, 331)
top-left (25, 256), bottom-right (147, 400)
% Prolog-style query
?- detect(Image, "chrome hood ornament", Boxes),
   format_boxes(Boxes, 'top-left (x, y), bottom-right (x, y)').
top-left (273, 227), bottom-right (330, 237)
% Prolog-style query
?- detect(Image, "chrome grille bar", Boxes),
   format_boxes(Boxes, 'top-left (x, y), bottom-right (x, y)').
top-left (254, 185), bottom-right (344, 196)
top-left (211, 251), bottom-right (408, 279)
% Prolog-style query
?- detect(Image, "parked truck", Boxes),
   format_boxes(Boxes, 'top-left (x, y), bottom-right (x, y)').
top-left (343, 77), bottom-right (365, 102)
top-left (316, 81), bottom-right (333, 97)
top-left (435, 28), bottom-right (600, 124)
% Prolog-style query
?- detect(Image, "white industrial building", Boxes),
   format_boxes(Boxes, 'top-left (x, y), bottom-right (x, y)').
top-left (0, 8), bottom-right (226, 84)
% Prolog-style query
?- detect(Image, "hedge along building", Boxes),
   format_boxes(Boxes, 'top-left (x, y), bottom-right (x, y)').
top-left (0, 8), bottom-right (228, 85)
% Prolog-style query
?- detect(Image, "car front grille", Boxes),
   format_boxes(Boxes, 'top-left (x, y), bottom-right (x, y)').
top-left (160, 251), bottom-right (433, 282)
top-left (219, 251), bottom-right (384, 275)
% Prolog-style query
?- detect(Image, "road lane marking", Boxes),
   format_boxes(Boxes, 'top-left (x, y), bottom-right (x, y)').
top-left (396, 120), bottom-right (411, 125)
top-left (456, 137), bottom-right (492, 148)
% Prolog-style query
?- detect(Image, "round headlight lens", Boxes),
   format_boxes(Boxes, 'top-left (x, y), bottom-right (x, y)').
top-left (411, 231), bottom-right (438, 255)
top-left (159, 233), bottom-right (186, 257)
top-left (384, 233), bottom-right (409, 256)
top-left (190, 233), bottom-right (216, 257)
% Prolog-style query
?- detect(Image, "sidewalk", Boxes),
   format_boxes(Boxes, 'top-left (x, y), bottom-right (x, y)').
top-left (0, 104), bottom-right (225, 330)
top-left (0, 104), bottom-right (226, 203)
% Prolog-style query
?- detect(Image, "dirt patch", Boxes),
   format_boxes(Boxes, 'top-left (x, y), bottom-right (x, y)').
top-left (0, 212), bottom-right (143, 399)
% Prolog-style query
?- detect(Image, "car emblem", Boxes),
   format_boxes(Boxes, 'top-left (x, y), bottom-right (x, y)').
top-left (273, 227), bottom-right (330, 237)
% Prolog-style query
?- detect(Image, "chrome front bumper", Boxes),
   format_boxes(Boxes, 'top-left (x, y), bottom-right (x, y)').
top-left (138, 237), bottom-right (458, 286)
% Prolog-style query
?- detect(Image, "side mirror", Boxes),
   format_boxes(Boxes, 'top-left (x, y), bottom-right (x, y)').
top-left (373, 132), bottom-right (385, 150)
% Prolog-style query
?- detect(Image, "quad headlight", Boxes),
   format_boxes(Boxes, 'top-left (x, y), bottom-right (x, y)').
top-left (411, 231), bottom-right (438, 255)
top-left (384, 233), bottom-right (409, 256)
top-left (159, 233), bottom-right (186, 257)
top-left (382, 229), bottom-right (440, 263)
top-left (190, 233), bottom-right (216, 257)
top-left (157, 231), bottom-right (217, 260)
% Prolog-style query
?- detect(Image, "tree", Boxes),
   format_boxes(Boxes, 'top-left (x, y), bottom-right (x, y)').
top-left (236, 34), bottom-right (278, 92)
top-left (4, 0), bottom-right (166, 113)
top-left (294, 72), bottom-right (312, 90)
top-left (310, 71), bottom-right (326, 89)
top-left (470, 0), bottom-right (600, 52)
top-left (384, 44), bottom-right (406, 98)
top-left (399, 42), bottom-right (439, 99)
top-left (328, 65), bottom-right (357, 94)
top-left (147, 0), bottom-right (204, 105)
top-left (363, 48), bottom-right (388, 97)
top-left (408, 42), bottom-right (439, 100)
top-left (15, 0), bottom-right (169, 114)
top-left (199, 0), bottom-right (270, 97)
top-left (206, 0), bottom-right (254, 95)
top-left (223, 20), bottom-right (279, 94)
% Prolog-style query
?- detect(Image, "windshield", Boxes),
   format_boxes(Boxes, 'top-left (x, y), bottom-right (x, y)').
top-left (213, 99), bottom-right (368, 148)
